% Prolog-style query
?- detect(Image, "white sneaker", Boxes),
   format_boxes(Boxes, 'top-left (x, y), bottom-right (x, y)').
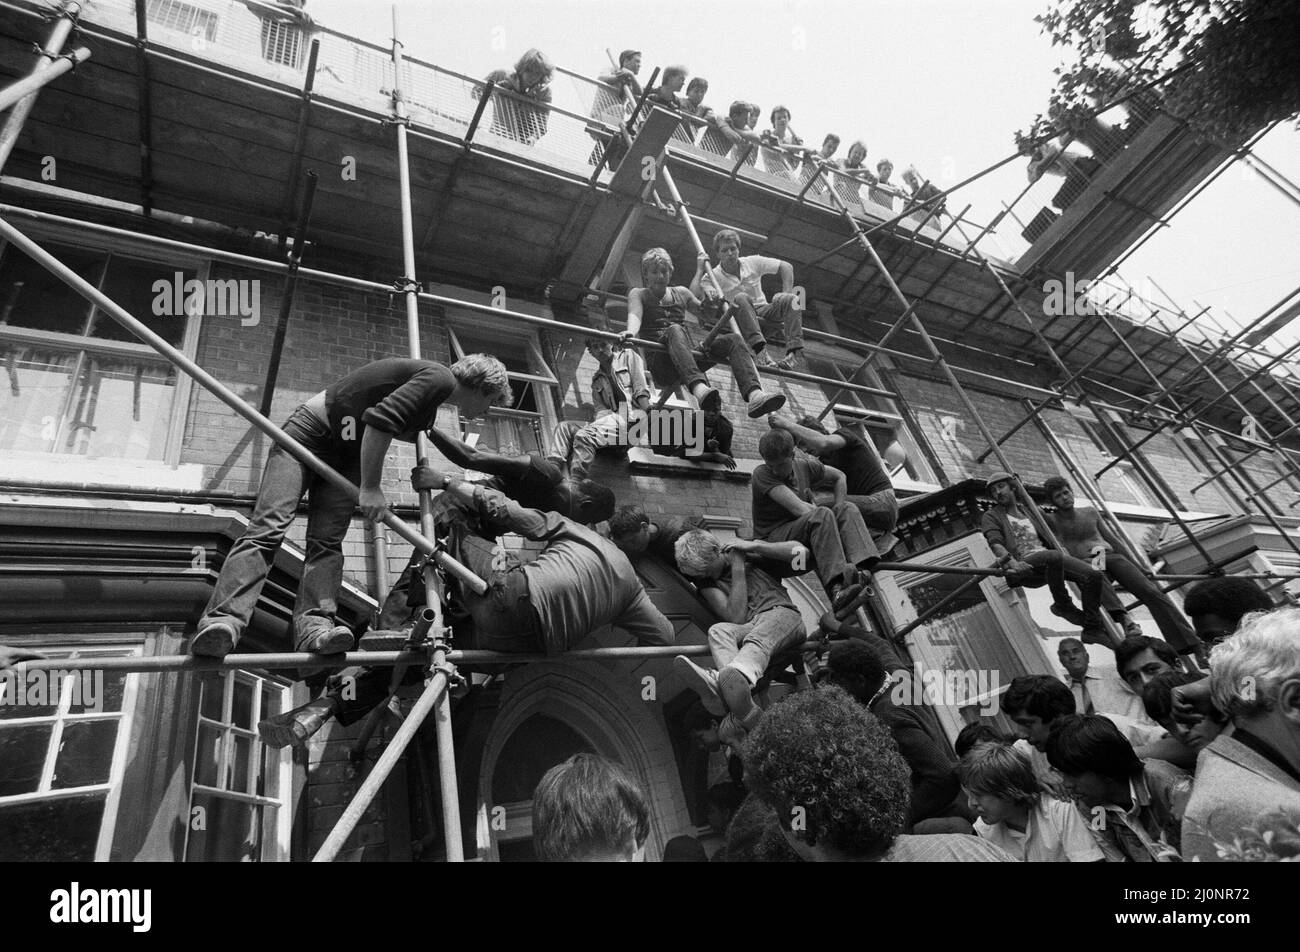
top-left (673, 655), bottom-right (726, 717)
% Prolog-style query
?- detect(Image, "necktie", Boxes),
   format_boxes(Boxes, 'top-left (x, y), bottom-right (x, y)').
top-left (1074, 679), bottom-right (1094, 715)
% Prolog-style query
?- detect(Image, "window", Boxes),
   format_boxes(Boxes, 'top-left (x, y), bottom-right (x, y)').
top-left (146, 0), bottom-right (220, 42)
top-left (807, 354), bottom-right (938, 485)
top-left (184, 671), bottom-right (292, 862)
top-left (1076, 415), bottom-right (1181, 509)
top-left (0, 238), bottom-right (198, 462)
top-left (259, 16), bottom-right (305, 69)
top-left (0, 646), bottom-right (139, 861)
top-left (447, 323), bottom-right (559, 460)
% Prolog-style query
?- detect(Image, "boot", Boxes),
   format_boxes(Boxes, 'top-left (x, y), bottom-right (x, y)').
top-left (258, 695), bottom-right (341, 749)
top-left (190, 622), bottom-right (238, 659)
top-left (295, 624), bottom-right (356, 655)
top-left (1050, 601), bottom-right (1087, 627)
top-left (777, 349), bottom-right (806, 373)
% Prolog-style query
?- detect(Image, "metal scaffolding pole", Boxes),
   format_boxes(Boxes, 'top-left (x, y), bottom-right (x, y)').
top-left (0, 0), bottom-right (82, 173)
top-left (0, 44), bottom-right (89, 112)
top-left (806, 167), bottom-right (1122, 648)
top-left (0, 215), bottom-right (486, 596)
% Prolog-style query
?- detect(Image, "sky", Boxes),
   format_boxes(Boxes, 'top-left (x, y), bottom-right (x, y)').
top-left (310, 0), bottom-right (1300, 345)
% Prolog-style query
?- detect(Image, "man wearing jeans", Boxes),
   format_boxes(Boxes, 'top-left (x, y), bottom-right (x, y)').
top-left (1042, 476), bottom-right (1203, 662)
top-left (673, 528), bottom-right (808, 746)
top-left (768, 412), bottom-right (899, 553)
top-left (624, 247), bottom-right (785, 419)
top-left (189, 355), bottom-right (511, 660)
top-left (551, 338), bottom-right (651, 479)
top-left (259, 477), bottom-right (674, 747)
top-left (980, 471), bottom-right (1109, 644)
top-left (693, 229), bottom-right (807, 372)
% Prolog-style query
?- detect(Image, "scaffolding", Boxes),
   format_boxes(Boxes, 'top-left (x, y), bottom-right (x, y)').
top-left (3, 0), bottom-right (1300, 862)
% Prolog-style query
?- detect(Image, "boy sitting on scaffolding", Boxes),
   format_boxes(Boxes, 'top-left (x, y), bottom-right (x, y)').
top-left (623, 247), bottom-right (785, 420)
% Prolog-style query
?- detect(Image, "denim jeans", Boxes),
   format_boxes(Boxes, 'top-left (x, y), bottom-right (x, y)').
top-left (709, 607), bottom-right (806, 686)
top-left (647, 323), bottom-right (762, 399)
top-left (732, 291), bottom-right (805, 350)
top-left (200, 405), bottom-right (359, 644)
top-left (765, 501), bottom-right (879, 589)
top-left (1102, 553), bottom-right (1198, 652)
top-left (845, 489), bottom-right (899, 535)
top-left (1006, 549), bottom-right (1105, 628)
top-left (553, 416), bottom-right (626, 480)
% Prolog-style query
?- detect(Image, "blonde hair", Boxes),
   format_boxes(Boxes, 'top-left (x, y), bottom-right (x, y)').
top-left (640, 247), bottom-right (674, 282)
top-left (1210, 606), bottom-right (1297, 720)
top-left (514, 48), bottom-right (554, 86)
top-left (451, 353), bottom-right (513, 406)
top-left (674, 528), bottom-right (722, 577)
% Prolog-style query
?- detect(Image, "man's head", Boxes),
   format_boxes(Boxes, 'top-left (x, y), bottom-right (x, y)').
top-left (585, 337), bottom-right (615, 364)
top-left (958, 742), bottom-right (1040, 827)
top-left (846, 139), bottom-right (867, 166)
top-left (902, 166), bottom-right (923, 190)
top-left (876, 158), bottom-right (894, 181)
top-left (1058, 637), bottom-right (1089, 680)
top-left (1045, 714), bottom-right (1143, 810)
top-left (727, 100), bottom-right (750, 126)
top-left (1002, 675), bottom-right (1076, 750)
top-left (640, 246), bottom-right (674, 291)
top-left (1142, 671), bottom-right (1225, 751)
top-left (818, 639), bottom-right (889, 708)
top-left (1114, 635), bottom-right (1179, 694)
top-left (661, 835), bottom-right (707, 862)
top-left (659, 65), bottom-right (687, 95)
top-left (1043, 475), bottom-right (1074, 511)
top-left (608, 504), bottom-right (651, 555)
top-left (531, 753), bottom-right (650, 862)
top-left (450, 353), bottom-right (513, 419)
top-left (618, 49), bottom-right (641, 72)
top-left (1209, 609), bottom-right (1300, 757)
top-left (986, 471), bottom-right (1016, 507)
top-left (747, 103), bottom-right (761, 126)
top-left (563, 478), bottom-right (615, 525)
top-left (743, 687), bottom-right (911, 861)
top-left (712, 228), bottom-right (742, 269)
top-left (954, 721), bottom-right (1007, 758)
top-left (674, 528), bottom-right (727, 581)
top-left (758, 428), bottom-right (796, 479)
top-left (1183, 576), bottom-right (1273, 649)
top-left (685, 76), bottom-right (708, 106)
top-left (769, 104), bottom-right (791, 128)
top-left (820, 133), bottom-right (840, 158)
top-left (515, 48), bottom-right (554, 89)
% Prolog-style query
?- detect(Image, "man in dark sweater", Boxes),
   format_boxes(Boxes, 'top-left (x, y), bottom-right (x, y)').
top-left (608, 504), bottom-right (705, 571)
top-left (260, 475), bottom-right (675, 747)
top-left (769, 412), bottom-right (899, 552)
top-left (190, 355), bottom-right (511, 660)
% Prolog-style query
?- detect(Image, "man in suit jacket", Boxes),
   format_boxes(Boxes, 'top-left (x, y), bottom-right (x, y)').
top-left (1181, 608), bottom-right (1300, 861)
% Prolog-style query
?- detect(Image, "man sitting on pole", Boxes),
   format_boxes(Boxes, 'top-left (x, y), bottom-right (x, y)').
top-left (624, 247), bottom-right (785, 419)
top-left (189, 354), bottom-right (512, 660)
top-left (259, 474), bottom-right (675, 747)
top-left (980, 471), bottom-right (1109, 644)
top-left (693, 229), bottom-right (807, 372)
top-left (768, 412), bottom-right (899, 554)
top-left (673, 528), bottom-right (810, 747)
top-left (752, 428), bottom-right (878, 613)
top-left (1041, 476), bottom-right (1203, 663)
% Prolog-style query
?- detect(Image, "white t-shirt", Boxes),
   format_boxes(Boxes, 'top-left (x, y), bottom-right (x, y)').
top-left (1007, 513), bottom-right (1046, 556)
top-left (714, 255), bottom-right (782, 307)
top-left (974, 796), bottom-right (1106, 862)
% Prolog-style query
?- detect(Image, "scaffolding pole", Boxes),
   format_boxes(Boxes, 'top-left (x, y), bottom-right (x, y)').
top-left (0, 0), bottom-right (82, 173)
top-left (806, 166), bottom-right (1123, 648)
top-left (386, 7), bottom-right (462, 862)
top-left (0, 44), bottom-right (89, 112)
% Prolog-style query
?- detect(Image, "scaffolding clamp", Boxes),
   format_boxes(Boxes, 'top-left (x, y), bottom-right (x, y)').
top-left (389, 276), bottom-right (424, 307)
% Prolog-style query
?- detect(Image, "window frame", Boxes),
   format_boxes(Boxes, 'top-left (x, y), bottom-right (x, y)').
top-left (0, 643), bottom-right (142, 862)
top-left (0, 227), bottom-right (206, 467)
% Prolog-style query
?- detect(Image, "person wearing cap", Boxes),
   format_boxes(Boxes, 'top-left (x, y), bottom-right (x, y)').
top-left (980, 472), bottom-right (1109, 644)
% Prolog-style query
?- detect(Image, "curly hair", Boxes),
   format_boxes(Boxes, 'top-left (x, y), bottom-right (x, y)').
top-left (1114, 635), bottom-right (1179, 681)
top-left (450, 353), bottom-right (513, 407)
top-left (820, 639), bottom-right (887, 706)
top-left (1042, 475), bottom-right (1071, 498)
top-left (742, 686), bottom-right (910, 858)
top-left (1182, 576), bottom-right (1273, 631)
top-left (723, 794), bottom-right (801, 862)
top-left (574, 479), bottom-right (615, 524)
top-left (1211, 607), bottom-right (1300, 720)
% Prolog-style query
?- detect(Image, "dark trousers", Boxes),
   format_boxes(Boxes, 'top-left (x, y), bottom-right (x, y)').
top-left (200, 406), bottom-right (357, 644)
top-left (1006, 550), bottom-right (1105, 628)
top-left (647, 322), bottom-right (764, 399)
top-left (845, 489), bottom-right (899, 535)
top-left (1101, 553), bottom-right (1198, 652)
top-left (765, 502), bottom-right (879, 590)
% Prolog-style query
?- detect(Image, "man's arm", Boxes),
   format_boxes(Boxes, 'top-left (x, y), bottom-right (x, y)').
top-left (688, 253), bottom-right (719, 301)
top-left (728, 538), bottom-right (808, 567)
top-left (822, 464), bottom-right (848, 506)
top-left (767, 484), bottom-right (816, 519)
top-left (426, 427), bottom-right (532, 479)
top-left (616, 586), bottom-right (675, 647)
top-left (623, 287), bottom-right (645, 342)
top-left (769, 412), bottom-right (846, 456)
top-left (358, 426), bottom-right (397, 520)
top-left (724, 550), bottom-right (748, 624)
top-left (430, 474), bottom-right (560, 541)
top-left (621, 348), bottom-right (651, 412)
top-left (981, 511), bottom-right (1031, 574)
top-left (777, 260), bottom-right (795, 294)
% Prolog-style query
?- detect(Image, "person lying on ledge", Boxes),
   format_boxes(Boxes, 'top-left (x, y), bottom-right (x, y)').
top-left (258, 475), bottom-right (673, 748)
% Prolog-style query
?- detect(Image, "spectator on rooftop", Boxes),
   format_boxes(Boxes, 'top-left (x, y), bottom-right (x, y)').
top-left (760, 104), bottom-right (807, 178)
top-left (831, 139), bottom-right (873, 206)
top-left (646, 64), bottom-right (688, 109)
top-left (480, 48), bottom-right (555, 146)
top-left (589, 49), bottom-right (644, 169)
top-left (902, 166), bottom-right (947, 223)
top-left (676, 76), bottom-right (713, 143)
top-left (800, 133), bottom-right (841, 193)
top-left (870, 157), bottom-right (897, 208)
top-left (699, 101), bottom-right (763, 163)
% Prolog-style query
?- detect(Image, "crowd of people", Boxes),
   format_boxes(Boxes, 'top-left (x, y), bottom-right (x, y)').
top-left (480, 46), bottom-right (948, 221)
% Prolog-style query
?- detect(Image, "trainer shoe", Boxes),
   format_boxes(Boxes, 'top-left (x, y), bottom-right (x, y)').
top-left (190, 622), bottom-right (238, 659)
top-left (673, 655), bottom-right (726, 717)
top-left (755, 348), bottom-right (778, 368)
top-left (777, 349), bottom-right (807, 373)
top-left (697, 386), bottom-right (723, 413)
top-left (872, 531), bottom-right (900, 559)
top-left (1050, 601), bottom-right (1087, 627)
top-left (746, 389), bottom-right (786, 418)
top-left (258, 696), bottom-right (340, 749)
top-left (717, 667), bottom-right (756, 718)
top-left (295, 624), bottom-right (356, 655)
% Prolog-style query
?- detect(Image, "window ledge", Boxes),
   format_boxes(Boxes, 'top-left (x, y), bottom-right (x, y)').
top-left (625, 447), bottom-right (755, 482)
top-left (0, 455), bottom-right (205, 492)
